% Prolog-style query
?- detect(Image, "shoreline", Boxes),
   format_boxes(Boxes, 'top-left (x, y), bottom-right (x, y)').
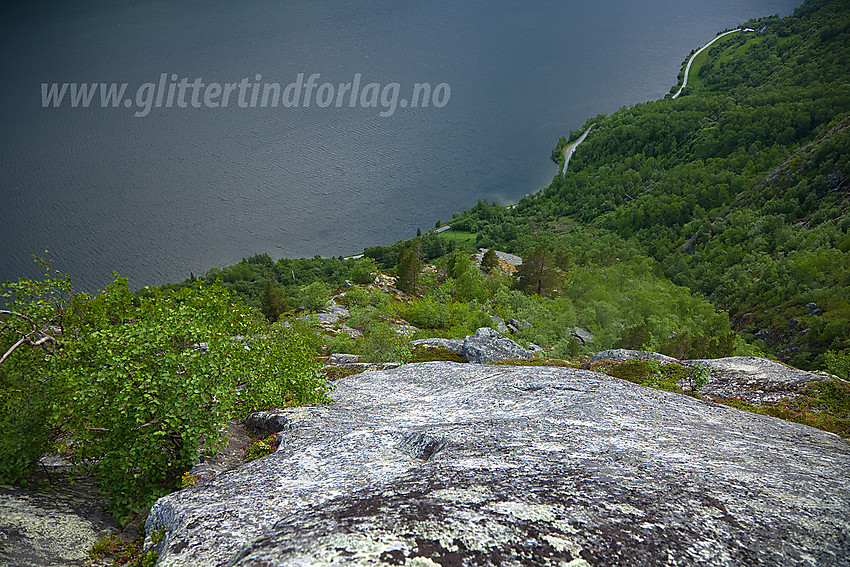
top-left (672, 28), bottom-right (744, 99)
top-left (562, 124), bottom-right (595, 174)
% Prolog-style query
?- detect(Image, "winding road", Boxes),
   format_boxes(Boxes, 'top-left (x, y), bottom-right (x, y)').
top-left (672, 28), bottom-right (742, 99)
top-left (562, 124), bottom-right (594, 173)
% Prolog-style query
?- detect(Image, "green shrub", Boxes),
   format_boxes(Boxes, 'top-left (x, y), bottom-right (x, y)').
top-left (359, 322), bottom-right (412, 364)
top-left (393, 297), bottom-right (450, 329)
top-left (245, 437), bottom-right (276, 462)
top-left (0, 266), bottom-right (329, 523)
top-left (296, 281), bottom-right (330, 311)
top-left (824, 350), bottom-right (850, 380)
top-left (339, 285), bottom-right (369, 308)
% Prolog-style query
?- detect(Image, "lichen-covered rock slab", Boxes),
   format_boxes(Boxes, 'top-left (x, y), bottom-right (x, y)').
top-left (0, 479), bottom-right (119, 566)
top-left (683, 356), bottom-right (830, 403)
top-left (146, 362), bottom-right (850, 567)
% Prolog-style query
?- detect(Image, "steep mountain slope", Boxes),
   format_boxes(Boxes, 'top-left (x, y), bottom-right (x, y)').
top-left (456, 0), bottom-right (849, 368)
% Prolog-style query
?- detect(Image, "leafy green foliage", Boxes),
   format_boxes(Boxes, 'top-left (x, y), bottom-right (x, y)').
top-left (0, 257), bottom-right (72, 484)
top-left (0, 264), bottom-right (328, 522)
top-left (295, 281), bottom-right (330, 311)
top-left (359, 322), bottom-right (412, 364)
top-left (244, 436), bottom-right (276, 462)
top-left (825, 350), bottom-right (850, 380)
top-left (260, 282), bottom-right (289, 322)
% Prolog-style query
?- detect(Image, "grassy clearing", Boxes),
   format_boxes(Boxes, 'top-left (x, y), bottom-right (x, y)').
top-left (686, 32), bottom-right (741, 91)
top-left (436, 229), bottom-right (477, 246)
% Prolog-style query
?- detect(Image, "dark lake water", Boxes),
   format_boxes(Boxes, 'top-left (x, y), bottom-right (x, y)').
top-left (1, 0), bottom-right (800, 291)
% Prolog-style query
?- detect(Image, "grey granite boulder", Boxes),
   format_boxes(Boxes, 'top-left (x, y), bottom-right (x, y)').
top-left (681, 356), bottom-right (833, 403)
top-left (489, 314), bottom-right (508, 333)
top-left (145, 362), bottom-right (850, 567)
top-left (589, 349), bottom-right (678, 363)
top-left (409, 337), bottom-right (464, 353)
top-left (326, 353), bottom-right (362, 364)
top-left (569, 327), bottom-right (595, 345)
top-left (459, 327), bottom-right (534, 363)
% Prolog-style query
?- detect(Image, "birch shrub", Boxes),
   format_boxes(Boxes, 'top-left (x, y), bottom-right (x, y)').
top-left (0, 266), bottom-right (328, 522)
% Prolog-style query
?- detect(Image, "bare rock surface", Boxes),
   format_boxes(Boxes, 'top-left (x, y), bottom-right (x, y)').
top-left (409, 337), bottom-right (464, 353)
top-left (0, 475), bottom-right (119, 567)
top-left (459, 327), bottom-right (534, 363)
top-left (146, 362), bottom-right (850, 567)
top-left (682, 356), bottom-right (830, 404)
top-left (588, 349), bottom-right (678, 363)
top-left (187, 420), bottom-right (253, 485)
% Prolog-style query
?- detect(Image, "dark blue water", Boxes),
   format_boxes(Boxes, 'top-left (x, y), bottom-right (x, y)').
top-left (1, 0), bottom-right (801, 291)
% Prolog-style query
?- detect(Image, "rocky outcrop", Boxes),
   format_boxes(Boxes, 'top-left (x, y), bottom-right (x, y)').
top-left (409, 337), bottom-right (464, 353)
top-left (681, 356), bottom-right (830, 404)
top-left (185, 420), bottom-right (252, 485)
top-left (145, 362), bottom-right (850, 567)
top-left (588, 349), bottom-right (678, 363)
top-left (569, 327), bottom-right (594, 345)
top-left (0, 476), bottom-right (119, 567)
top-left (459, 327), bottom-right (534, 363)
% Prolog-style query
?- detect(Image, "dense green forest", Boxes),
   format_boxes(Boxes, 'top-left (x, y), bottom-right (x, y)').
top-left (2, 0), bottom-right (848, 526)
top-left (449, 0), bottom-right (850, 370)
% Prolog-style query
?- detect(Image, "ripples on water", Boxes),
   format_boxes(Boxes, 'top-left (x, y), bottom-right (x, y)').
top-left (0, 0), bottom-right (800, 291)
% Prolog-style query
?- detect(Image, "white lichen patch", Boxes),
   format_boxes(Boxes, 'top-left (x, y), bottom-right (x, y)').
top-left (551, 519), bottom-right (580, 535)
top-left (405, 558), bottom-right (443, 567)
top-left (487, 501), bottom-right (557, 522)
top-left (532, 442), bottom-right (572, 453)
top-left (542, 533), bottom-right (584, 556)
top-left (306, 531), bottom-right (412, 562)
top-left (430, 486), bottom-right (491, 504)
top-left (566, 558), bottom-right (593, 567)
top-left (0, 493), bottom-right (110, 562)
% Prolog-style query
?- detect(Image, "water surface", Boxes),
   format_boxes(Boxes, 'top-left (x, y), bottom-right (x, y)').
top-left (0, 0), bottom-right (801, 290)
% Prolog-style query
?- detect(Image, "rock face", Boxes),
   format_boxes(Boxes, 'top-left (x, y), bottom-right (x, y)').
top-left (589, 349), bottom-right (678, 363)
top-left (682, 356), bottom-right (829, 404)
top-left (459, 327), bottom-right (534, 363)
top-left (0, 477), bottom-right (119, 567)
top-left (146, 362), bottom-right (850, 567)
top-left (409, 337), bottom-right (463, 353)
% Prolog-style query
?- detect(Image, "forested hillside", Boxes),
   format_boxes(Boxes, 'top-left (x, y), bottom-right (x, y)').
top-left (449, 0), bottom-right (849, 370)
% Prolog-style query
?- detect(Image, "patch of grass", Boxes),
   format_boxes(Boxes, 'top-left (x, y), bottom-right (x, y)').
top-left (411, 345), bottom-right (467, 363)
top-left (806, 378), bottom-right (850, 415)
top-left (720, 394), bottom-right (850, 439)
top-left (435, 229), bottom-right (477, 246)
top-left (321, 366), bottom-right (367, 381)
top-left (599, 359), bottom-right (687, 393)
top-left (591, 359), bottom-right (850, 438)
top-left (90, 534), bottom-right (137, 563)
top-left (89, 533), bottom-right (158, 566)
